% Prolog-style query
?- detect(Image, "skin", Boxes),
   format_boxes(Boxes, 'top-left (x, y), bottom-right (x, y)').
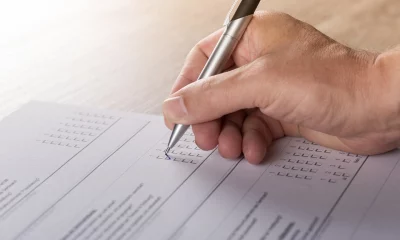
top-left (163, 12), bottom-right (400, 164)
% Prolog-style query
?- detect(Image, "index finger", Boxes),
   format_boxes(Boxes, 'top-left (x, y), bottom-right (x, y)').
top-left (166, 29), bottom-right (235, 151)
top-left (170, 28), bottom-right (235, 93)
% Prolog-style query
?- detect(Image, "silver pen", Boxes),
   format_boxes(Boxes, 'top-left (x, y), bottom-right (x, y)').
top-left (165, 0), bottom-right (261, 154)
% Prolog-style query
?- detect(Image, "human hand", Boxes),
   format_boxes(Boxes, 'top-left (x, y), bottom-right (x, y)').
top-left (163, 12), bottom-right (400, 164)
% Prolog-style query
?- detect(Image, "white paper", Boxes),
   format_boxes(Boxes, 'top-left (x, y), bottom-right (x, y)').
top-left (0, 102), bottom-right (399, 240)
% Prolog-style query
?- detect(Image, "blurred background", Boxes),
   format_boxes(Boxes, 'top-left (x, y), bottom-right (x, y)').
top-left (0, 0), bottom-right (399, 119)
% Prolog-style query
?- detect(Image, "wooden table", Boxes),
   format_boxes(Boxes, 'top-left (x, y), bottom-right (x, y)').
top-left (0, 0), bottom-right (399, 119)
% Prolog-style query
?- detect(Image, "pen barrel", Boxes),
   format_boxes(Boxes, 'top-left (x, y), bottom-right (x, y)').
top-left (167, 15), bottom-right (253, 150)
top-left (169, 124), bottom-right (190, 149)
top-left (231, 0), bottom-right (261, 21)
top-left (197, 15), bottom-right (253, 80)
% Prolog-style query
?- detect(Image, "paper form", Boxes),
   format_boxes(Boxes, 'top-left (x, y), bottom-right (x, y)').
top-left (0, 101), bottom-right (400, 240)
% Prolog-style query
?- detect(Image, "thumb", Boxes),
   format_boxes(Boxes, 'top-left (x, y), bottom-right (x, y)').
top-left (163, 58), bottom-right (272, 125)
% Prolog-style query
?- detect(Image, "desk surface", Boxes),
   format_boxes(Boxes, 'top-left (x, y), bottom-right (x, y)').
top-left (0, 0), bottom-right (399, 119)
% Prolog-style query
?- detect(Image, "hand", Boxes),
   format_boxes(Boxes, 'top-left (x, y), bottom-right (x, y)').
top-left (163, 11), bottom-right (400, 164)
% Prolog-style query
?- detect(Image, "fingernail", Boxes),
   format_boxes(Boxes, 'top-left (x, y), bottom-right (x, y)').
top-left (163, 96), bottom-right (188, 120)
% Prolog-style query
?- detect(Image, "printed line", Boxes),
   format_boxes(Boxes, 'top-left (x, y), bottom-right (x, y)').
top-left (0, 118), bottom-right (121, 220)
top-left (167, 157), bottom-right (244, 240)
top-left (56, 127), bottom-right (172, 236)
top-left (349, 158), bottom-right (400, 240)
top-left (127, 148), bottom-right (218, 239)
top-left (310, 155), bottom-right (370, 240)
top-left (13, 120), bottom-right (151, 240)
top-left (204, 138), bottom-right (292, 240)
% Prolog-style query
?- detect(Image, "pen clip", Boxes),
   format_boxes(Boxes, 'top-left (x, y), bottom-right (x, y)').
top-left (223, 0), bottom-right (242, 26)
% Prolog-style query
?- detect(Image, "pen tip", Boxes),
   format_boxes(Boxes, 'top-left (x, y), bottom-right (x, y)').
top-left (164, 147), bottom-right (171, 160)
top-left (165, 147), bottom-right (171, 154)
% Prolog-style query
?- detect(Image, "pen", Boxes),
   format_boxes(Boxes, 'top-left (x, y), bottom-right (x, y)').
top-left (165, 0), bottom-right (261, 154)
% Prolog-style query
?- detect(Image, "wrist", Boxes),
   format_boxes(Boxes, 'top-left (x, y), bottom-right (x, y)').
top-left (371, 48), bottom-right (400, 142)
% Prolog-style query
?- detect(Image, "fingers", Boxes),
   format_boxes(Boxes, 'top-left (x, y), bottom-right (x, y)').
top-left (170, 29), bottom-right (234, 94)
top-left (192, 120), bottom-right (221, 151)
top-left (165, 29), bottom-right (232, 145)
top-left (218, 111), bottom-right (246, 159)
top-left (164, 11), bottom-right (312, 128)
top-left (163, 57), bottom-right (272, 125)
top-left (242, 113), bottom-right (272, 164)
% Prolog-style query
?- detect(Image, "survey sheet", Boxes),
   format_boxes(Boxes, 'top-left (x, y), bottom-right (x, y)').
top-left (0, 102), bottom-right (400, 240)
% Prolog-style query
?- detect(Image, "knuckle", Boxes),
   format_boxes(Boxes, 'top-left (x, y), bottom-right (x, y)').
top-left (255, 11), bottom-right (294, 24)
top-left (268, 11), bottom-right (292, 20)
top-left (190, 43), bottom-right (201, 56)
top-left (199, 78), bottom-right (214, 92)
top-left (185, 43), bottom-right (202, 63)
top-left (250, 11), bottom-right (303, 53)
top-left (243, 115), bottom-right (265, 132)
top-left (255, 11), bottom-right (302, 38)
top-left (251, 57), bottom-right (273, 72)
